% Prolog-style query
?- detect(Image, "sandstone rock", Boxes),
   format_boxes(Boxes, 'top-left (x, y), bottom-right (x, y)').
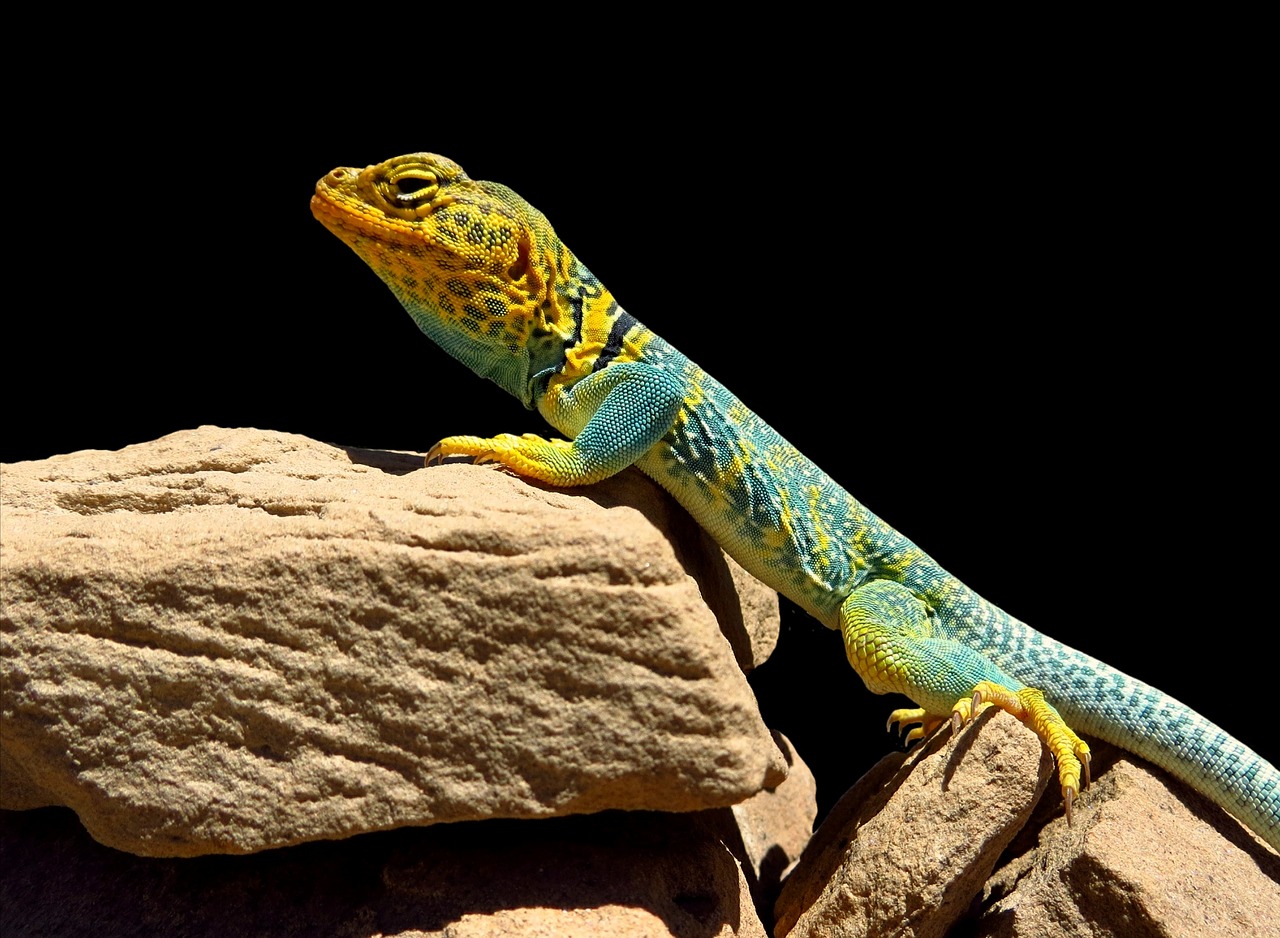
top-left (774, 710), bottom-right (1051, 938)
top-left (571, 458), bottom-right (779, 673)
top-left (972, 746), bottom-right (1280, 938)
top-left (697, 731), bottom-right (818, 923)
top-left (1, 427), bottom-right (785, 857)
top-left (0, 806), bottom-right (768, 937)
top-left (730, 732), bottom-right (817, 891)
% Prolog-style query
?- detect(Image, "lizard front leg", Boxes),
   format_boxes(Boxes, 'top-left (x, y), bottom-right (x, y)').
top-left (840, 580), bottom-right (1091, 821)
top-left (428, 362), bottom-right (685, 487)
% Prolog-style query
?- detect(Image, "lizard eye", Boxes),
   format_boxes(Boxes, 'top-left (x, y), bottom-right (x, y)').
top-left (381, 167), bottom-right (441, 213)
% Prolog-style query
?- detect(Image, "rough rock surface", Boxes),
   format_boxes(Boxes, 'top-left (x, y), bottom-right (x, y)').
top-left (1, 427), bottom-right (784, 857)
top-left (775, 711), bottom-right (1052, 938)
top-left (8, 427), bottom-right (1273, 937)
top-left (696, 731), bottom-right (817, 923)
top-left (0, 806), bottom-right (768, 937)
top-left (0, 725), bottom-right (818, 937)
top-left (971, 746), bottom-right (1280, 938)
top-left (730, 733), bottom-right (817, 890)
top-left (775, 718), bottom-right (1279, 938)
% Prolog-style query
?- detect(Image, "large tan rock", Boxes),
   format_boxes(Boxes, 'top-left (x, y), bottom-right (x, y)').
top-left (775, 710), bottom-right (1051, 938)
top-left (1, 427), bottom-right (784, 857)
top-left (972, 747), bottom-right (1280, 938)
top-left (0, 806), bottom-right (768, 937)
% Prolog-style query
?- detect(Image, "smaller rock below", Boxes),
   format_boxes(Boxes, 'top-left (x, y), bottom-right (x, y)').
top-left (972, 746), bottom-right (1280, 938)
top-left (0, 806), bottom-right (769, 937)
top-left (775, 710), bottom-right (1050, 938)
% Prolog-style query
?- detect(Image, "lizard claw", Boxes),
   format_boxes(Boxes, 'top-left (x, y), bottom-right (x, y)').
top-left (1057, 743), bottom-right (1091, 826)
top-left (886, 707), bottom-right (944, 745)
top-left (887, 707), bottom-right (927, 734)
top-left (948, 692), bottom-right (985, 735)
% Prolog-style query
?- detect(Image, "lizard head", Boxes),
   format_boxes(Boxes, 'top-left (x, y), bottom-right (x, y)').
top-left (312, 153), bottom-right (573, 405)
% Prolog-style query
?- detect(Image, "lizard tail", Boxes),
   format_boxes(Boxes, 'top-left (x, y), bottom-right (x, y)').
top-left (1011, 639), bottom-right (1279, 852)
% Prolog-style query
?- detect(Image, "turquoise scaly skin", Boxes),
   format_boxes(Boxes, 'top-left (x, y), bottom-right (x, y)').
top-left (312, 153), bottom-right (1279, 852)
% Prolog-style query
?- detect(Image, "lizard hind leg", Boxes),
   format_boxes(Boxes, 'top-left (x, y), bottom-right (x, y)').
top-left (840, 579), bottom-right (1023, 717)
top-left (840, 580), bottom-right (1090, 819)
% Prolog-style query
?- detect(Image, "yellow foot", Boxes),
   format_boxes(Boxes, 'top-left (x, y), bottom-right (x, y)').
top-left (887, 707), bottom-right (946, 745)
top-left (426, 433), bottom-right (528, 466)
top-left (425, 434), bottom-right (577, 483)
top-left (954, 680), bottom-right (1092, 824)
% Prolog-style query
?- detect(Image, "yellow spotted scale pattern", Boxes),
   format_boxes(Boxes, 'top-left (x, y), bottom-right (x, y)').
top-left (312, 153), bottom-right (1279, 851)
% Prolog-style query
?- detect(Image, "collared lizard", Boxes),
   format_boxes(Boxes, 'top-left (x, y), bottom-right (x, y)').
top-left (311, 152), bottom-right (1279, 852)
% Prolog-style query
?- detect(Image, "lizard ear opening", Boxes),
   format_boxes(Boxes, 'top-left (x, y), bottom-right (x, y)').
top-left (507, 237), bottom-right (531, 282)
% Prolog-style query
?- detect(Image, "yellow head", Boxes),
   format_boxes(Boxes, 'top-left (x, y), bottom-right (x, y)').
top-left (312, 153), bottom-right (575, 404)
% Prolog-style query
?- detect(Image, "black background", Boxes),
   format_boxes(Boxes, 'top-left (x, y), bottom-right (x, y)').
top-left (6, 38), bottom-right (1271, 818)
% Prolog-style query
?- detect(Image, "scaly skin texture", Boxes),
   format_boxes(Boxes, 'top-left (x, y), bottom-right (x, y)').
top-left (312, 153), bottom-right (1279, 852)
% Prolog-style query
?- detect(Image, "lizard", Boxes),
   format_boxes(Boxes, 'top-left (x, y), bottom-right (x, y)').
top-left (311, 152), bottom-right (1280, 853)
